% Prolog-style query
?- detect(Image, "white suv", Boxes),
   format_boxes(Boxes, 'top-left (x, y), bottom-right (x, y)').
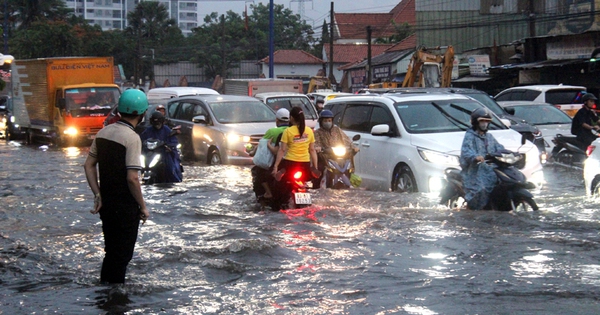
top-left (494, 84), bottom-right (586, 117)
top-left (324, 93), bottom-right (545, 193)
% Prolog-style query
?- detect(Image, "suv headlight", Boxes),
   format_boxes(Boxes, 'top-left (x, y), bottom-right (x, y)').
top-left (418, 148), bottom-right (460, 166)
top-left (227, 133), bottom-right (251, 144)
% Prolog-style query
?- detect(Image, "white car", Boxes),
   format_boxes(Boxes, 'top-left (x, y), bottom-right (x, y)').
top-left (494, 84), bottom-right (586, 117)
top-left (497, 101), bottom-right (572, 156)
top-left (254, 92), bottom-right (319, 129)
top-left (324, 93), bottom-right (545, 193)
top-left (584, 138), bottom-right (600, 195)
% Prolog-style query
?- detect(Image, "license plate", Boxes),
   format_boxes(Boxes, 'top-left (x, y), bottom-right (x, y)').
top-left (294, 192), bottom-right (312, 205)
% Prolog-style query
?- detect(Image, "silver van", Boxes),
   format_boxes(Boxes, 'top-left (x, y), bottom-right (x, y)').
top-left (254, 92), bottom-right (319, 128)
top-left (146, 87), bottom-right (219, 101)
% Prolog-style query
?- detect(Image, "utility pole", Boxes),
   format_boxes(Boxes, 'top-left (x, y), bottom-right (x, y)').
top-left (367, 26), bottom-right (372, 85)
top-left (328, 2), bottom-right (334, 84)
top-left (528, 0), bottom-right (535, 38)
top-left (221, 14), bottom-right (227, 79)
top-left (269, 0), bottom-right (274, 78)
top-left (3, 0), bottom-right (7, 54)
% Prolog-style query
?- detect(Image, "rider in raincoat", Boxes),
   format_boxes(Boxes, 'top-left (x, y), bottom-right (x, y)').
top-left (459, 108), bottom-right (505, 210)
top-left (140, 111), bottom-right (183, 183)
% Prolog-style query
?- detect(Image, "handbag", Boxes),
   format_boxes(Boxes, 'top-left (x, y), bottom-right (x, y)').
top-left (252, 138), bottom-right (274, 169)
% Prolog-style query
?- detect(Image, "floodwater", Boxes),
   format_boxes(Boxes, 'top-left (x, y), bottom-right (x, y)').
top-left (1, 140), bottom-right (600, 314)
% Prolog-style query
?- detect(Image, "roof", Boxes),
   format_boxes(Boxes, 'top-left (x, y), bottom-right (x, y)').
top-left (333, 0), bottom-right (415, 40)
top-left (341, 48), bottom-right (414, 70)
top-left (386, 34), bottom-right (417, 52)
top-left (323, 43), bottom-right (394, 64)
top-left (489, 59), bottom-right (587, 71)
top-left (259, 50), bottom-right (325, 64)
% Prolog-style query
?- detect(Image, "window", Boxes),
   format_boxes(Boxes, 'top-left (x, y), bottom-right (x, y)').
top-left (369, 106), bottom-right (395, 133)
top-left (340, 105), bottom-right (372, 133)
top-left (177, 102), bottom-right (196, 121)
top-left (545, 89), bottom-right (585, 104)
top-left (167, 102), bottom-right (179, 118)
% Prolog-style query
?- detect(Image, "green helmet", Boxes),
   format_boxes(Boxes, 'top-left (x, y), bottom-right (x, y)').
top-left (118, 89), bottom-right (148, 115)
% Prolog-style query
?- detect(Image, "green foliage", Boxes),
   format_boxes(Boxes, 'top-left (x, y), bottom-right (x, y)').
top-left (375, 22), bottom-right (414, 44)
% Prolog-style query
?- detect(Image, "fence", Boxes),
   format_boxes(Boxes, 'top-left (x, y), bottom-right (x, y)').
top-left (153, 60), bottom-right (261, 87)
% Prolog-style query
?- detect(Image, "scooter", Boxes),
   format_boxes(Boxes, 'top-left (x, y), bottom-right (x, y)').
top-left (140, 134), bottom-right (182, 185)
top-left (269, 166), bottom-right (320, 211)
top-left (440, 148), bottom-right (539, 211)
top-left (550, 134), bottom-right (592, 168)
top-left (320, 134), bottom-right (361, 189)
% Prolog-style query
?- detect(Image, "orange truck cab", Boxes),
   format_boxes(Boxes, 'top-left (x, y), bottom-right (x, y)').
top-left (10, 57), bottom-right (120, 146)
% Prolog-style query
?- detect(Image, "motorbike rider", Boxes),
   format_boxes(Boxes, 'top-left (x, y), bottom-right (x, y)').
top-left (155, 104), bottom-right (181, 134)
top-left (250, 108), bottom-right (290, 201)
top-left (313, 109), bottom-right (358, 188)
top-left (140, 111), bottom-right (183, 183)
top-left (459, 108), bottom-right (505, 210)
top-left (571, 93), bottom-right (599, 150)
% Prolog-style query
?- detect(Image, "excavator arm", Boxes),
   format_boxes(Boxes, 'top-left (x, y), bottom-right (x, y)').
top-left (402, 46), bottom-right (454, 88)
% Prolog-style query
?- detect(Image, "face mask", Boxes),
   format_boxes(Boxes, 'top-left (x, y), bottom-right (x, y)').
top-left (322, 122), bottom-right (333, 130)
top-left (478, 122), bottom-right (489, 131)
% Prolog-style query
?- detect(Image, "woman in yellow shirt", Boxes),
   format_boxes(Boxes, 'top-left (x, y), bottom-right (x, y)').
top-left (272, 106), bottom-right (318, 180)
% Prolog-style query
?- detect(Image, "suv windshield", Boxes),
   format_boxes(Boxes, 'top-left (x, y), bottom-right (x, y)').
top-left (545, 89), bottom-right (585, 104)
top-left (264, 96), bottom-right (318, 119)
top-left (395, 100), bottom-right (506, 134)
top-left (65, 87), bottom-right (120, 117)
top-left (209, 101), bottom-right (276, 124)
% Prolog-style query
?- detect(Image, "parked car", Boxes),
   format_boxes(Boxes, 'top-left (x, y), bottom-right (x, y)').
top-left (352, 87), bottom-right (546, 157)
top-left (324, 93), bottom-right (545, 193)
top-left (497, 101), bottom-right (572, 156)
top-left (494, 84), bottom-right (586, 117)
top-left (254, 92), bottom-right (319, 128)
top-left (166, 95), bottom-right (276, 164)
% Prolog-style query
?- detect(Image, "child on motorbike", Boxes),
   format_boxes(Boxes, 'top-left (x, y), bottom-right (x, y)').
top-left (459, 108), bottom-right (505, 210)
top-left (140, 111), bottom-right (183, 183)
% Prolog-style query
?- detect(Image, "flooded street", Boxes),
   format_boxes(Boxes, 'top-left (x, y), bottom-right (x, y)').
top-left (2, 140), bottom-right (600, 314)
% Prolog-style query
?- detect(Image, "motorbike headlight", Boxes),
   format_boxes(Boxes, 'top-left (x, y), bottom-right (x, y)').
top-left (332, 146), bottom-right (347, 157)
top-left (496, 152), bottom-right (522, 164)
top-left (10, 116), bottom-right (15, 123)
top-left (146, 141), bottom-right (159, 150)
top-left (418, 148), bottom-right (459, 166)
top-left (63, 127), bottom-right (78, 136)
top-left (149, 154), bottom-right (161, 168)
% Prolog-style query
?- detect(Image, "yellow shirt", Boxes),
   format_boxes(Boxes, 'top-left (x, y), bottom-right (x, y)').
top-left (281, 125), bottom-right (314, 162)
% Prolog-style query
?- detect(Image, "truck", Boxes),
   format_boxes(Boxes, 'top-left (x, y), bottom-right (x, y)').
top-left (10, 57), bottom-right (121, 145)
top-left (223, 78), bottom-right (303, 97)
top-left (402, 46), bottom-right (454, 88)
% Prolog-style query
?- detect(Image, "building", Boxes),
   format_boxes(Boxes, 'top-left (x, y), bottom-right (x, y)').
top-left (258, 50), bottom-right (325, 81)
top-left (62, 0), bottom-right (201, 35)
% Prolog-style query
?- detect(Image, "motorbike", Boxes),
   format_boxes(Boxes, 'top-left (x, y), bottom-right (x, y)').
top-left (268, 166), bottom-right (320, 211)
top-left (439, 148), bottom-right (539, 211)
top-left (320, 134), bottom-right (361, 189)
top-left (140, 132), bottom-right (182, 185)
top-left (550, 133), bottom-right (593, 168)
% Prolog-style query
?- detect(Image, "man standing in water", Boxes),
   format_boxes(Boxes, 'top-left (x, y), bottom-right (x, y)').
top-left (84, 89), bottom-right (150, 284)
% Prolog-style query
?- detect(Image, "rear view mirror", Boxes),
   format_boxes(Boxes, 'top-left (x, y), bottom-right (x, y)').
top-left (521, 133), bottom-right (527, 145)
top-left (500, 118), bottom-right (511, 127)
top-left (57, 98), bottom-right (66, 110)
top-left (192, 115), bottom-right (207, 124)
top-left (371, 124), bottom-right (390, 136)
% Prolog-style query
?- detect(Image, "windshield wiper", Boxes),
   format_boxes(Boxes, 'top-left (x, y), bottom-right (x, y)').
top-left (449, 103), bottom-right (505, 129)
top-left (431, 102), bottom-right (470, 130)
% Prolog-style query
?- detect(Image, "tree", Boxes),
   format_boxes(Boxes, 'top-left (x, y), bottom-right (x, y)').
top-left (375, 22), bottom-right (414, 44)
top-left (126, 1), bottom-right (181, 84)
top-left (10, 20), bottom-right (80, 58)
top-left (9, 0), bottom-right (73, 30)
top-left (188, 11), bottom-right (249, 80)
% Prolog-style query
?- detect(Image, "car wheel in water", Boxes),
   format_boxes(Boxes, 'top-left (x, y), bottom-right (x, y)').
top-left (392, 165), bottom-right (417, 193)
top-left (208, 148), bottom-right (222, 165)
top-left (446, 196), bottom-right (466, 210)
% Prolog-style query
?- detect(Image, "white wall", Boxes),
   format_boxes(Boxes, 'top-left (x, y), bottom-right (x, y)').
top-left (260, 64), bottom-right (324, 79)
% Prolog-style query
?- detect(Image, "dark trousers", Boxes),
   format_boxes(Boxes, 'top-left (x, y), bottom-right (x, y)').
top-left (99, 202), bottom-right (141, 284)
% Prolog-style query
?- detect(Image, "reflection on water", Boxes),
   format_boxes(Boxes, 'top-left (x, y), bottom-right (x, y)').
top-left (2, 143), bottom-right (600, 314)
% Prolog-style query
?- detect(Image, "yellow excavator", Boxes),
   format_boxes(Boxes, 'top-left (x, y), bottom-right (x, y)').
top-left (307, 76), bottom-right (332, 93)
top-left (402, 45), bottom-right (454, 88)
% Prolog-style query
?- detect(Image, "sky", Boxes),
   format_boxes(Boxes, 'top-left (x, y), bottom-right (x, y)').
top-left (194, 0), bottom-right (402, 27)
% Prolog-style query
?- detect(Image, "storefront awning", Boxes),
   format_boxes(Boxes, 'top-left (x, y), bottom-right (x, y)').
top-left (453, 76), bottom-right (493, 83)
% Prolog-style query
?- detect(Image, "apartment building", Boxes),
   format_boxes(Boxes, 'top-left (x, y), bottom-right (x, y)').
top-left (62, 0), bottom-right (200, 35)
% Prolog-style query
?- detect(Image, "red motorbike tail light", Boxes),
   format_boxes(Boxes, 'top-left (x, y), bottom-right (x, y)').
top-left (293, 171), bottom-right (303, 180)
top-left (587, 145), bottom-right (596, 157)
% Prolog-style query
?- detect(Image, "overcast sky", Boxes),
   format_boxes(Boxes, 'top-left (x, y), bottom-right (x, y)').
top-left (195, 0), bottom-right (402, 27)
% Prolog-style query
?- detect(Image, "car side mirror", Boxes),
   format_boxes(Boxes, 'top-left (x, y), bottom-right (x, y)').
top-left (57, 98), bottom-right (66, 110)
top-left (521, 133), bottom-right (527, 145)
top-left (371, 124), bottom-right (390, 136)
top-left (504, 107), bottom-right (515, 115)
top-left (192, 115), bottom-right (207, 124)
top-left (500, 118), bottom-right (511, 127)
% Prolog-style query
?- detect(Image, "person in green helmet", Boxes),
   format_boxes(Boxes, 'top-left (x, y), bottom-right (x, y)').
top-left (83, 89), bottom-right (150, 284)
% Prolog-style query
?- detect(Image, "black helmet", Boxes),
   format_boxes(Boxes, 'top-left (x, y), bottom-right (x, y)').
top-left (582, 93), bottom-right (598, 102)
top-left (470, 107), bottom-right (492, 126)
top-left (150, 111), bottom-right (165, 127)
